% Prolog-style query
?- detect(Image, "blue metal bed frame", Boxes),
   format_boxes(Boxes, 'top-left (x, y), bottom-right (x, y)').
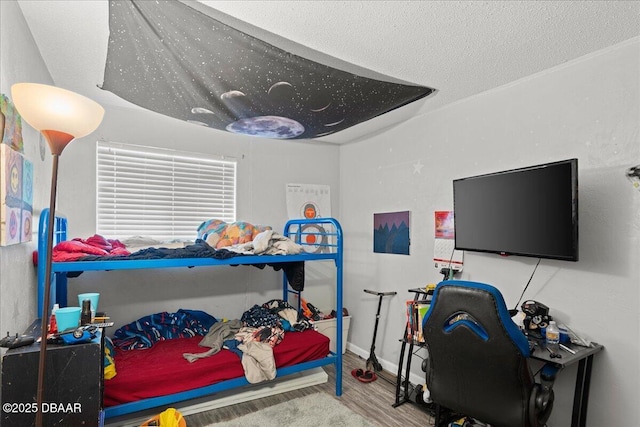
top-left (37, 209), bottom-right (344, 418)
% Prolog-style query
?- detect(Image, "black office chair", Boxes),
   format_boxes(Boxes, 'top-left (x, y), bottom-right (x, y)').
top-left (421, 280), bottom-right (555, 427)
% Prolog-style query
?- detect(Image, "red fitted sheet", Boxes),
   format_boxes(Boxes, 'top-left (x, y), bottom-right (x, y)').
top-left (104, 329), bottom-right (330, 407)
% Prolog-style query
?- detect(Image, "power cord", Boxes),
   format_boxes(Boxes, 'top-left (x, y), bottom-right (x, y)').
top-left (513, 258), bottom-right (541, 311)
top-left (440, 247), bottom-right (461, 281)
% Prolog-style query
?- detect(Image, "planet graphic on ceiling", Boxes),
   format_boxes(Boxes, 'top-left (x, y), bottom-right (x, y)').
top-left (226, 116), bottom-right (305, 139)
top-left (194, 81), bottom-right (310, 139)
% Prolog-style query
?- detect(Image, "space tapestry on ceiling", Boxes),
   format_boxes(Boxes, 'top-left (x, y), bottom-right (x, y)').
top-left (101, 0), bottom-right (435, 140)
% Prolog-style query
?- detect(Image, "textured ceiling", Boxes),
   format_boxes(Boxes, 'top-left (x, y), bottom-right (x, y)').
top-left (16, 0), bottom-right (640, 144)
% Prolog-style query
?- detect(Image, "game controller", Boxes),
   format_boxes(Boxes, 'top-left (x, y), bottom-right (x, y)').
top-left (0, 332), bottom-right (35, 349)
top-left (521, 300), bottom-right (552, 339)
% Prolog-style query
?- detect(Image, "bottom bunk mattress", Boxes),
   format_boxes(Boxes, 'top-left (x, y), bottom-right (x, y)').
top-left (104, 329), bottom-right (330, 407)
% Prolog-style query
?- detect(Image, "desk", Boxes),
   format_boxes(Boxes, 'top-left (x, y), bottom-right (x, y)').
top-left (529, 339), bottom-right (604, 427)
top-left (393, 288), bottom-right (431, 408)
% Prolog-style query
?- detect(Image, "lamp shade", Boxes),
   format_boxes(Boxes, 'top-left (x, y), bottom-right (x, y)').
top-left (11, 83), bottom-right (104, 139)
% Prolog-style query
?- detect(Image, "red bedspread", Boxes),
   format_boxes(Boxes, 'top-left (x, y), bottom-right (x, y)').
top-left (104, 329), bottom-right (330, 407)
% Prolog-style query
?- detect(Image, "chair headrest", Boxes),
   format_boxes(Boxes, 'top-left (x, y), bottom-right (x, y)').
top-left (424, 280), bottom-right (530, 356)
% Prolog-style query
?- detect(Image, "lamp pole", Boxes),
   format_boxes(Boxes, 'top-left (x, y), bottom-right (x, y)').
top-left (35, 128), bottom-right (75, 427)
top-left (36, 149), bottom-right (62, 427)
top-left (11, 83), bottom-right (104, 427)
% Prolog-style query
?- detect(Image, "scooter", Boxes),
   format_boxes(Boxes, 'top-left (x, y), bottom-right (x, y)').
top-left (363, 289), bottom-right (397, 372)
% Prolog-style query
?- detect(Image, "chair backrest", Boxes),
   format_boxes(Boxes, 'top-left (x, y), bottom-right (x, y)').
top-left (422, 280), bottom-right (534, 427)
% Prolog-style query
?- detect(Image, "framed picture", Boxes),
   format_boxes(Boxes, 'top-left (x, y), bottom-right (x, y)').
top-left (0, 93), bottom-right (24, 153)
top-left (373, 210), bottom-right (410, 255)
top-left (1, 145), bottom-right (32, 245)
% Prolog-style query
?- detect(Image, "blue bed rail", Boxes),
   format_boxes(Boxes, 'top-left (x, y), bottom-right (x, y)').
top-left (37, 208), bottom-right (68, 316)
top-left (36, 210), bottom-right (344, 417)
top-left (283, 217), bottom-right (344, 397)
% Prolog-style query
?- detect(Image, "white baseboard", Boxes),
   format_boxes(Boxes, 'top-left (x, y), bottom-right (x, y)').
top-left (106, 368), bottom-right (328, 426)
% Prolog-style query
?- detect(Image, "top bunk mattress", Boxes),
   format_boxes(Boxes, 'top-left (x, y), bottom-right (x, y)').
top-left (41, 214), bottom-right (343, 274)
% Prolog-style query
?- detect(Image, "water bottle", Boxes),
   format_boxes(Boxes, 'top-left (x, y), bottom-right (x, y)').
top-left (48, 303), bottom-right (59, 334)
top-left (81, 299), bottom-right (92, 326)
top-left (546, 320), bottom-right (560, 352)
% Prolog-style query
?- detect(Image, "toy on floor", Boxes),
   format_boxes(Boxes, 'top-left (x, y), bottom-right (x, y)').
top-left (141, 407), bottom-right (185, 426)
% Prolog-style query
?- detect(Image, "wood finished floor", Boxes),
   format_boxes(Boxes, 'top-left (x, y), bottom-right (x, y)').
top-left (183, 350), bottom-right (433, 427)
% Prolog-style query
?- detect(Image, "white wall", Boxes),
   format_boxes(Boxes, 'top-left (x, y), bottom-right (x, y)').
top-left (340, 38), bottom-right (639, 426)
top-left (0, 0), bottom-right (54, 352)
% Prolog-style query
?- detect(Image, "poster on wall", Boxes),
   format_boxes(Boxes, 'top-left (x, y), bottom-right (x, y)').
top-left (1, 145), bottom-right (33, 245)
top-left (373, 210), bottom-right (410, 255)
top-left (0, 94), bottom-right (24, 153)
top-left (286, 183), bottom-right (332, 253)
top-left (433, 211), bottom-right (463, 271)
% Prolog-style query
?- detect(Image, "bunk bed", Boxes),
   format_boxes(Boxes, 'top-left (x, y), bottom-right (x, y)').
top-left (36, 209), bottom-right (344, 419)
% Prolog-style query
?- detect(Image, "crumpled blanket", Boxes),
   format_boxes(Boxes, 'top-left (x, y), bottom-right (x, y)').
top-left (184, 321), bottom-right (283, 385)
top-left (71, 239), bottom-right (306, 291)
top-left (241, 304), bottom-right (282, 328)
top-left (52, 234), bottom-right (130, 261)
top-left (223, 229), bottom-right (302, 255)
top-left (119, 235), bottom-right (191, 251)
top-left (197, 219), bottom-right (271, 249)
top-left (78, 239), bottom-right (232, 261)
top-left (112, 309), bottom-right (217, 350)
top-left (235, 325), bottom-right (285, 348)
top-left (262, 299), bottom-right (312, 331)
top-left (239, 339), bottom-right (276, 384)
top-left (183, 319), bottom-right (243, 363)
top-left (234, 326), bottom-right (283, 383)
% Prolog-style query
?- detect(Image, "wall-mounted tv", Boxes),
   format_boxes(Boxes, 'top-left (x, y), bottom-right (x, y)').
top-left (453, 158), bottom-right (578, 262)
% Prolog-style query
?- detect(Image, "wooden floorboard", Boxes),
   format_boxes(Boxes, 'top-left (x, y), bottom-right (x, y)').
top-left (183, 351), bottom-right (434, 427)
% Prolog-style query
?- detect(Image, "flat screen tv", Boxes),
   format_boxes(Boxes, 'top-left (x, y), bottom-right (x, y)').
top-left (453, 158), bottom-right (578, 261)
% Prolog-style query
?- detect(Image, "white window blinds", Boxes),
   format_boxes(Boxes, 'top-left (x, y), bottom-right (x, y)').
top-left (97, 141), bottom-right (236, 240)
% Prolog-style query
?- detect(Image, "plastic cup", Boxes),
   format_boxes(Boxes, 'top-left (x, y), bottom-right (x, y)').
top-left (77, 293), bottom-right (100, 318)
top-left (56, 307), bottom-right (81, 332)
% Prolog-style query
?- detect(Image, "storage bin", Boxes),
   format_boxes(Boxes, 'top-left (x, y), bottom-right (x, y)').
top-left (313, 316), bottom-right (351, 354)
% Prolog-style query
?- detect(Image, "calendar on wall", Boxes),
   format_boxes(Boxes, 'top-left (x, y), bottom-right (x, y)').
top-left (433, 211), bottom-right (463, 271)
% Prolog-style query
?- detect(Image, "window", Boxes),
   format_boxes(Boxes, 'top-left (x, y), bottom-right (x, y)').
top-left (97, 141), bottom-right (236, 240)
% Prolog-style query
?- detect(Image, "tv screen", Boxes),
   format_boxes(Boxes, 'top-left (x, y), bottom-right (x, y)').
top-left (453, 158), bottom-right (578, 261)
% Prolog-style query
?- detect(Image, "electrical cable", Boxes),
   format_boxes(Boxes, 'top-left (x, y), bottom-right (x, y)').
top-left (440, 246), bottom-right (459, 281)
top-left (447, 246), bottom-right (456, 279)
top-left (514, 257), bottom-right (541, 311)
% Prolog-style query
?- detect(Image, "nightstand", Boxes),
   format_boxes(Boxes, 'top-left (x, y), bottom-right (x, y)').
top-left (1, 319), bottom-right (103, 426)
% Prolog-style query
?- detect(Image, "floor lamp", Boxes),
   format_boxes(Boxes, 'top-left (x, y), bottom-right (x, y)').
top-left (11, 83), bottom-right (104, 427)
